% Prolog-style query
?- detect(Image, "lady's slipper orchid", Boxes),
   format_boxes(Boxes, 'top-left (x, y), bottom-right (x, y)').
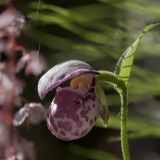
top-left (38, 60), bottom-right (107, 141)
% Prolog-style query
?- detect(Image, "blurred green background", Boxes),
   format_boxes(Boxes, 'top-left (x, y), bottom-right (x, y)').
top-left (2, 0), bottom-right (160, 159)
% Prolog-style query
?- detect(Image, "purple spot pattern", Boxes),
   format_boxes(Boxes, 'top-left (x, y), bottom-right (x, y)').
top-left (46, 87), bottom-right (99, 141)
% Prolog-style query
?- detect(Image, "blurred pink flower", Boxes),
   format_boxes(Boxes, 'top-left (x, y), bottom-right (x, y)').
top-left (0, 40), bottom-right (7, 53)
top-left (0, 73), bottom-right (24, 106)
top-left (4, 132), bottom-right (35, 160)
top-left (13, 103), bottom-right (46, 126)
top-left (0, 6), bottom-right (25, 36)
top-left (0, 122), bottom-right (9, 146)
top-left (24, 51), bottom-right (47, 76)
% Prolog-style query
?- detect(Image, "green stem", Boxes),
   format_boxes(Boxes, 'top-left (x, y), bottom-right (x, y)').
top-left (119, 85), bottom-right (130, 160)
top-left (96, 70), bottom-right (118, 85)
top-left (97, 71), bottom-right (130, 160)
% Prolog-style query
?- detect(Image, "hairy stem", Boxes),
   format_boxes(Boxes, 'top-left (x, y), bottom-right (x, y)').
top-left (119, 85), bottom-right (130, 160)
top-left (97, 71), bottom-right (130, 160)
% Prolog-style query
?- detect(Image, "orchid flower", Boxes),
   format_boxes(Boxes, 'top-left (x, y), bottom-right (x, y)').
top-left (38, 60), bottom-right (109, 141)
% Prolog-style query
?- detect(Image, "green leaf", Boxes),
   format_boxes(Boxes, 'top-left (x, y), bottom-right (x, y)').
top-left (114, 23), bottom-right (160, 86)
top-left (96, 81), bottom-right (109, 127)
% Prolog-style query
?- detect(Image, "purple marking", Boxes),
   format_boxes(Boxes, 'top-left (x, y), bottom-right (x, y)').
top-left (63, 121), bottom-right (72, 131)
top-left (60, 130), bottom-right (66, 136)
top-left (89, 119), bottom-right (93, 126)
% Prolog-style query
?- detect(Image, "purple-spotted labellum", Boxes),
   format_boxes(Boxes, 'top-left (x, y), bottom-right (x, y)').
top-left (38, 60), bottom-right (101, 141)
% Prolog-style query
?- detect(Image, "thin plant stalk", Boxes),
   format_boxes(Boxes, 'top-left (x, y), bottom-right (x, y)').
top-left (97, 71), bottom-right (130, 160)
top-left (119, 87), bottom-right (130, 160)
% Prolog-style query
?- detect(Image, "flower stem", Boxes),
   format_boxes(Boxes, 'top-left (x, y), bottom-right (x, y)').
top-left (97, 71), bottom-right (130, 160)
top-left (119, 86), bottom-right (130, 160)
